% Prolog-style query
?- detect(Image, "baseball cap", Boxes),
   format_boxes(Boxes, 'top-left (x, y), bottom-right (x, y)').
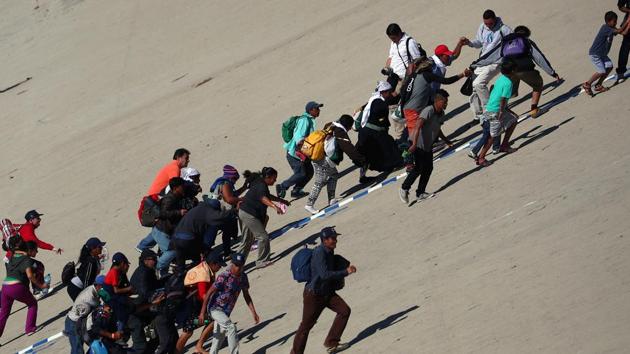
top-left (206, 252), bottom-right (227, 267)
top-left (231, 252), bottom-right (246, 266)
top-left (434, 44), bottom-right (454, 57)
top-left (112, 252), bottom-right (130, 265)
top-left (85, 237), bottom-right (106, 249)
top-left (24, 210), bottom-right (43, 221)
top-left (139, 249), bottom-right (158, 261)
top-left (320, 226), bottom-right (341, 240)
top-left (305, 101), bottom-right (324, 112)
top-left (94, 275), bottom-right (106, 286)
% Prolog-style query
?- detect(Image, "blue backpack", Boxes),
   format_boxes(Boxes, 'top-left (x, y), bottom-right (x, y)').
top-left (88, 339), bottom-right (108, 354)
top-left (291, 247), bottom-right (313, 282)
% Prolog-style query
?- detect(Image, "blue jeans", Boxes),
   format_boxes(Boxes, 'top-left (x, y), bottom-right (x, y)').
top-left (64, 316), bottom-right (84, 354)
top-left (151, 227), bottom-right (176, 271)
top-left (136, 231), bottom-right (156, 251)
top-left (279, 153), bottom-right (314, 192)
top-left (471, 120), bottom-right (501, 155)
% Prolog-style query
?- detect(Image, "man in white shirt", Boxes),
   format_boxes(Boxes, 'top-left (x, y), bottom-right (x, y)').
top-left (462, 9), bottom-right (512, 120)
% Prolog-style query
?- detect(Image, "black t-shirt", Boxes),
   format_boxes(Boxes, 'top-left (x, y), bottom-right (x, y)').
top-left (620, 0), bottom-right (630, 24)
top-left (5, 254), bottom-right (34, 285)
top-left (240, 179), bottom-right (270, 220)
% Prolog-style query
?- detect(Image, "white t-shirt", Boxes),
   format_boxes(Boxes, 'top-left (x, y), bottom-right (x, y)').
top-left (388, 33), bottom-right (421, 78)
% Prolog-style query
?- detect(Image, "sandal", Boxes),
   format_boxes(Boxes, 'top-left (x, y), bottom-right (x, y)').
top-left (476, 158), bottom-right (492, 167)
top-left (582, 82), bottom-right (593, 97)
top-left (594, 84), bottom-right (609, 93)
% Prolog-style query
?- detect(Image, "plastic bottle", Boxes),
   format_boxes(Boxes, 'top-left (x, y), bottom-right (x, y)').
top-left (193, 319), bottom-right (211, 326)
top-left (42, 274), bottom-right (51, 295)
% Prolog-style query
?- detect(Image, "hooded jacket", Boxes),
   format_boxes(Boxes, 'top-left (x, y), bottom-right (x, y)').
top-left (468, 17), bottom-right (513, 58)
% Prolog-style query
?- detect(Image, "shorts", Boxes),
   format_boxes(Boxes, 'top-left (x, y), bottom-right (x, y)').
top-left (513, 70), bottom-right (543, 92)
top-left (486, 111), bottom-right (517, 138)
top-left (589, 55), bottom-right (613, 74)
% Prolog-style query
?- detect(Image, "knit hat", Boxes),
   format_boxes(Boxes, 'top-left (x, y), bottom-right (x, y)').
top-left (223, 165), bottom-right (240, 180)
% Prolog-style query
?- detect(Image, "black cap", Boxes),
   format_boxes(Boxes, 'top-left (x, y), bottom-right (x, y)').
top-left (112, 252), bottom-right (130, 265)
top-left (85, 237), bottom-right (106, 249)
top-left (320, 226), bottom-right (341, 240)
top-left (140, 249), bottom-right (158, 261)
top-left (25, 210), bottom-right (43, 221)
top-left (231, 252), bottom-right (246, 266)
top-left (205, 252), bottom-right (227, 267)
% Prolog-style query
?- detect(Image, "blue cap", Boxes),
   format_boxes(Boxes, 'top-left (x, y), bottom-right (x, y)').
top-left (231, 253), bottom-right (246, 266)
top-left (94, 275), bottom-right (106, 286)
top-left (320, 226), bottom-right (341, 240)
top-left (85, 237), bottom-right (106, 250)
top-left (24, 210), bottom-right (43, 221)
top-left (305, 101), bottom-right (323, 112)
top-left (112, 252), bottom-right (129, 264)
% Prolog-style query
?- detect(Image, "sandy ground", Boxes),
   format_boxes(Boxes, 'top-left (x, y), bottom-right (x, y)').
top-left (1, 0), bottom-right (630, 352)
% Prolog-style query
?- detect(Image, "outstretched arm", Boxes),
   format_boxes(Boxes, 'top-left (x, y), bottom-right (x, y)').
top-left (243, 289), bottom-right (260, 324)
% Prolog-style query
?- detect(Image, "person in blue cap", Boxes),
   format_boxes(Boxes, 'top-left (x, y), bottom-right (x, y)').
top-left (276, 101), bottom-right (323, 199)
top-left (64, 274), bottom-right (108, 354)
top-left (67, 237), bottom-right (106, 301)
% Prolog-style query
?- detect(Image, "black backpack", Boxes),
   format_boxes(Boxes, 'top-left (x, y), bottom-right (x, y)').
top-left (405, 37), bottom-right (427, 64)
top-left (61, 261), bottom-right (76, 285)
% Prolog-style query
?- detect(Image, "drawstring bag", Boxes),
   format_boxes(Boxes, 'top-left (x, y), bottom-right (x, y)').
top-left (460, 75), bottom-right (473, 96)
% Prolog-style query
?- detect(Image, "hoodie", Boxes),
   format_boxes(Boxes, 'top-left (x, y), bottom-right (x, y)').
top-left (469, 17), bottom-right (513, 58)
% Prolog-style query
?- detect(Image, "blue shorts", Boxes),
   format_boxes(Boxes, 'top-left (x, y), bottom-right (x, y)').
top-left (590, 55), bottom-right (613, 74)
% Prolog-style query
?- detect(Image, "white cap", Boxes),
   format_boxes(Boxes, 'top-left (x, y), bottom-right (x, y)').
top-left (376, 80), bottom-right (393, 92)
top-left (181, 167), bottom-right (200, 182)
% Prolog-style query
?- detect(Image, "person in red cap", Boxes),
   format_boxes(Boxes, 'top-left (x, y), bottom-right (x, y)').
top-left (5, 210), bottom-right (62, 262)
top-left (431, 41), bottom-right (466, 93)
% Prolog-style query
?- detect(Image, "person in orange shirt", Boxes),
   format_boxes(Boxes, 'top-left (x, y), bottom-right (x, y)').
top-left (146, 148), bottom-right (191, 196)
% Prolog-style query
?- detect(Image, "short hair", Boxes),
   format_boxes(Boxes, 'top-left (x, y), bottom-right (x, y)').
top-left (25, 240), bottom-right (38, 252)
top-left (501, 59), bottom-right (516, 74)
top-left (172, 148), bottom-right (190, 160)
top-left (169, 176), bottom-right (185, 190)
top-left (338, 114), bottom-right (354, 130)
top-left (605, 11), bottom-right (618, 23)
top-left (386, 23), bottom-right (403, 36)
top-left (434, 89), bottom-right (450, 102)
top-left (261, 167), bottom-right (278, 178)
top-left (483, 9), bottom-right (496, 20)
top-left (514, 25), bottom-right (531, 37)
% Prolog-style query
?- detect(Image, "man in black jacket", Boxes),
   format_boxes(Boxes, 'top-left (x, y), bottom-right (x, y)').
top-left (128, 250), bottom-right (163, 353)
top-left (153, 177), bottom-right (187, 276)
top-left (291, 227), bottom-right (357, 354)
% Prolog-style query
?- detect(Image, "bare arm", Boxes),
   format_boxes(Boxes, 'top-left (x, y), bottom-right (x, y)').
top-left (199, 285), bottom-right (218, 322)
top-left (452, 38), bottom-right (465, 60)
top-left (408, 118), bottom-right (425, 152)
top-left (221, 184), bottom-right (241, 206)
top-left (26, 267), bottom-right (48, 289)
top-left (242, 289), bottom-right (260, 324)
top-left (438, 130), bottom-right (454, 147)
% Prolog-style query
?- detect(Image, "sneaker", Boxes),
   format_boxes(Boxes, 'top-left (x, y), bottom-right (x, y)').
top-left (359, 176), bottom-right (375, 184)
top-left (275, 184), bottom-right (286, 198)
top-left (491, 149), bottom-right (500, 155)
top-left (255, 260), bottom-right (274, 269)
top-left (416, 192), bottom-right (436, 202)
top-left (467, 150), bottom-right (477, 159)
top-left (328, 198), bottom-right (342, 206)
top-left (304, 205), bottom-right (319, 214)
top-left (326, 342), bottom-right (350, 353)
top-left (291, 189), bottom-right (309, 198)
top-left (398, 188), bottom-right (410, 204)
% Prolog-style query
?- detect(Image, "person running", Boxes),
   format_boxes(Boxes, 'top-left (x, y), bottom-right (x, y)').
top-left (172, 199), bottom-right (238, 274)
top-left (305, 115), bottom-right (366, 214)
top-left (291, 227), bottom-right (356, 354)
top-left (64, 275), bottom-right (107, 354)
top-left (472, 60), bottom-right (520, 167)
top-left (0, 237), bottom-right (49, 337)
top-left (103, 252), bottom-right (133, 335)
top-left (147, 148), bottom-right (191, 195)
top-left (583, 11), bottom-right (630, 95)
top-left (198, 253), bottom-right (260, 354)
top-left (471, 25), bottom-right (562, 118)
top-left (462, 9), bottom-right (512, 121)
top-left (616, 0), bottom-right (630, 83)
top-left (277, 101), bottom-right (321, 199)
top-left (176, 252), bottom-right (226, 354)
top-left (399, 89), bottom-right (453, 204)
top-left (237, 167), bottom-right (289, 269)
top-left (67, 237), bottom-right (106, 301)
top-left (153, 177), bottom-right (187, 277)
top-left (4, 210), bottom-right (63, 262)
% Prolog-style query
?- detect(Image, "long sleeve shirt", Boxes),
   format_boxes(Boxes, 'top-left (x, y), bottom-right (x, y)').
top-left (471, 35), bottom-right (557, 76)
top-left (283, 112), bottom-right (315, 158)
top-left (5, 223), bottom-right (54, 259)
top-left (468, 17), bottom-right (513, 58)
top-left (306, 245), bottom-right (348, 296)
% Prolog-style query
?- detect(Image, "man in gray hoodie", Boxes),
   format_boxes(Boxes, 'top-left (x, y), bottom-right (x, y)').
top-left (462, 9), bottom-right (512, 120)
top-left (471, 25), bottom-right (562, 118)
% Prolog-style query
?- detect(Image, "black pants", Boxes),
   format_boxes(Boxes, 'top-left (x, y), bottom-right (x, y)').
top-left (154, 313), bottom-right (178, 354)
top-left (618, 33), bottom-right (630, 76)
top-left (128, 313), bottom-right (158, 354)
top-left (401, 149), bottom-right (433, 196)
top-left (174, 238), bottom-right (202, 274)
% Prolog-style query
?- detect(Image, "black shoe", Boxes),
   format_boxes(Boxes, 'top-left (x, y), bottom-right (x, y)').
top-left (291, 189), bottom-right (309, 198)
top-left (275, 184), bottom-right (286, 198)
top-left (359, 176), bottom-right (375, 184)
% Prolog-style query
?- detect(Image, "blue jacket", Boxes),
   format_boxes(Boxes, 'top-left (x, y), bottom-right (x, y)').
top-left (306, 244), bottom-right (348, 296)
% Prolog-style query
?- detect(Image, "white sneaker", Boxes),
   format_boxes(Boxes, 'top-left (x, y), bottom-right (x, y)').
top-left (328, 198), bottom-right (342, 206)
top-left (398, 188), bottom-right (409, 204)
top-left (416, 192), bottom-right (436, 202)
top-left (304, 205), bottom-right (319, 214)
top-left (467, 150), bottom-right (477, 159)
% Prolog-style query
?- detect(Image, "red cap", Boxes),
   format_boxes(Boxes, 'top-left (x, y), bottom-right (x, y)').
top-left (434, 44), bottom-right (454, 56)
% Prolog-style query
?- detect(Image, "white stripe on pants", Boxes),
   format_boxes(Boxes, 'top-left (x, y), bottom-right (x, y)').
top-left (209, 309), bottom-right (239, 354)
top-left (469, 63), bottom-right (501, 118)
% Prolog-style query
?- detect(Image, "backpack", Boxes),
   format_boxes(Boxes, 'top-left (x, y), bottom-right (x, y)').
top-left (61, 261), bottom-right (76, 285)
top-left (501, 35), bottom-right (530, 58)
top-left (281, 116), bottom-right (300, 143)
top-left (300, 126), bottom-right (333, 161)
top-left (404, 37), bottom-right (427, 66)
top-left (291, 247), bottom-right (313, 283)
top-left (138, 194), bottom-right (161, 227)
top-left (1, 218), bottom-right (21, 252)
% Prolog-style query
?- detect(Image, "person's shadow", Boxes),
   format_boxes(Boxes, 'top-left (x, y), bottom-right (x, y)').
top-left (347, 305), bottom-right (419, 347)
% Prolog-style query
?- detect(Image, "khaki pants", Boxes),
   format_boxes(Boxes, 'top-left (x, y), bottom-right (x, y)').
top-left (469, 63), bottom-right (501, 119)
top-left (236, 210), bottom-right (270, 265)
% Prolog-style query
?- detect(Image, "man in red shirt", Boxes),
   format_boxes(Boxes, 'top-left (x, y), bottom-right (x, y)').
top-left (146, 148), bottom-right (191, 195)
top-left (4, 210), bottom-right (62, 261)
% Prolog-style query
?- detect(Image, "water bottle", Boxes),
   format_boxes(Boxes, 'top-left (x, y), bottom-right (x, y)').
top-left (42, 274), bottom-right (51, 295)
top-left (193, 319), bottom-right (211, 326)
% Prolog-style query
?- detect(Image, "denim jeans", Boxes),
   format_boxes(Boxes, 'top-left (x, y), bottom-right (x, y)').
top-left (151, 227), bottom-right (176, 271)
top-left (471, 120), bottom-right (501, 155)
top-left (209, 310), bottom-right (239, 354)
top-left (136, 231), bottom-right (156, 251)
top-left (279, 153), bottom-right (314, 192)
top-left (64, 317), bottom-right (85, 354)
